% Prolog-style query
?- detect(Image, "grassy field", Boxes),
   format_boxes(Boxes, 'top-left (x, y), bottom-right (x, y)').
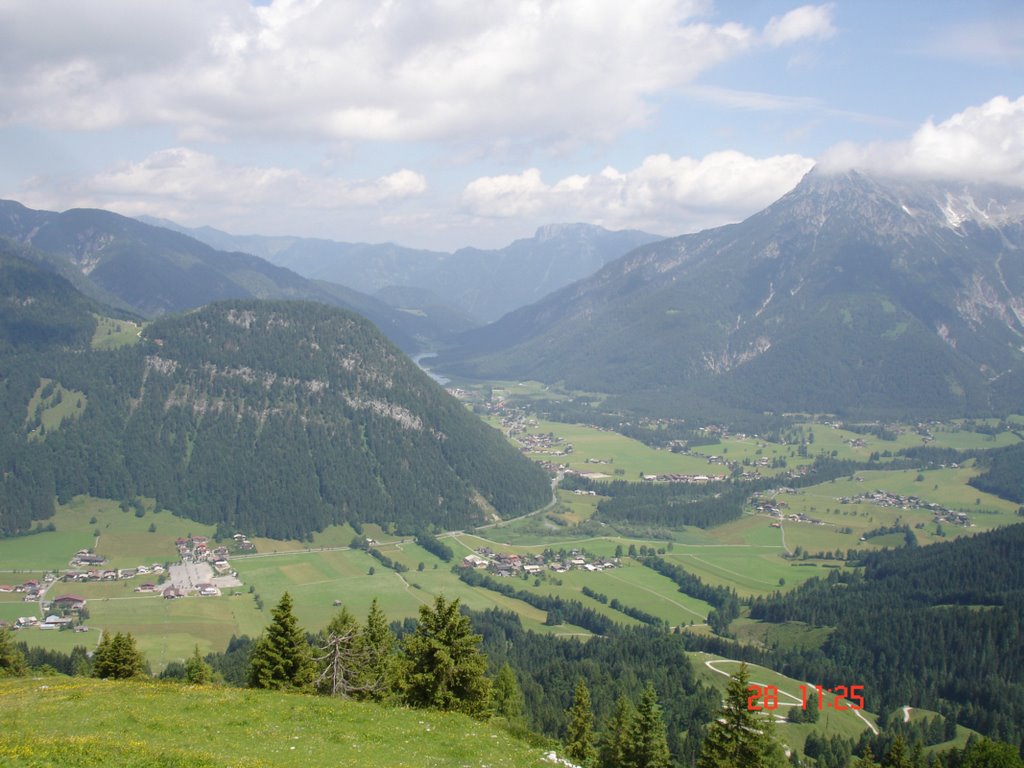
top-left (4, 415), bottom-right (1021, 673)
top-left (691, 652), bottom-right (877, 748)
top-left (25, 378), bottom-right (87, 441)
top-left (0, 496), bottom-right (218, 572)
top-left (0, 676), bottom-right (554, 768)
top-left (91, 315), bottom-right (143, 350)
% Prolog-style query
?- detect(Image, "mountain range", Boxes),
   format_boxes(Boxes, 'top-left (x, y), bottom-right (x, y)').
top-left (139, 216), bottom-right (662, 324)
top-left (0, 200), bottom-right (454, 352)
top-left (438, 170), bottom-right (1024, 418)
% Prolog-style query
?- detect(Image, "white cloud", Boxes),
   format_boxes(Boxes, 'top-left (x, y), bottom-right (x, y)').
top-left (819, 95), bottom-right (1024, 185)
top-left (19, 147), bottom-right (427, 226)
top-left (462, 151), bottom-right (814, 234)
top-left (763, 4), bottom-right (836, 47)
top-left (0, 0), bottom-right (830, 145)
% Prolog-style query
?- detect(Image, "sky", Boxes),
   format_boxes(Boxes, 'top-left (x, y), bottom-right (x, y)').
top-left (1, 0), bottom-right (1022, 252)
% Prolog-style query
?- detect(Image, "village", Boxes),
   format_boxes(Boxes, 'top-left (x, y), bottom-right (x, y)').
top-left (839, 489), bottom-right (972, 527)
top-left (0, 534), bottom-right (248, 635)
top-left (461, 546), bottom-right (619, 576)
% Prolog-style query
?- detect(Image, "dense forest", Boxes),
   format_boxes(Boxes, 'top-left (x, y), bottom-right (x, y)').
top-left (0, 254), bottom-right (550, 537)
top-left (749, 525), bottom-right (1024, 749)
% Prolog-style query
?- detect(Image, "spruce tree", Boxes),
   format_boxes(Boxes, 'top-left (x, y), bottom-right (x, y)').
top-left (185, 644), bottom-right (213, 684)
top-left (493, 662), bottom-right (525, 722)
top-left (0, 627), bottom-right (27, 677)
top-left (402, 595), bottom-right (491, 717)
top-left (697, 662), bottom-right (787, 768)
top-left (248, 592), bottom-right (313, 691)
top-left (565, 677), bottom-right (597, 767)
top-left (360, 598), bottom-right (397, 702)
top-left (92, 631), bottom-right (146, 679)
top-left (599, 696), bottom-right (636, 768)
top-left (632, 682), bottom-right (671, 768)
top-left (313, 605), bottom-right (363, 697)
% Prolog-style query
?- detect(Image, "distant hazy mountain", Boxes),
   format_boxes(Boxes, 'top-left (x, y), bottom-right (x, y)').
top-left (140, 217), bottom-right (663, 323)
top-left (0, 200), bottom-right (461, 352)
top-left (438, 170), bottom-right (1024, 418)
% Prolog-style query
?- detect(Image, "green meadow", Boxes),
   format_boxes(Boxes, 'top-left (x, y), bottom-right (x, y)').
top-left (0, 677), bottom-right (553, 768)
top-left (91, 314), bottom-right (143, 350)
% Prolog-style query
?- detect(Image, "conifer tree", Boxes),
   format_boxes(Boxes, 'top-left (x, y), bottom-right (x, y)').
top-left (0, 627), bottom-right (27, 677)
top-left (493, 662), bottom-right (525, 722)
top-left (565, 677), bottom-right (597, 767)
top-left (314, 605), bottom-right (363, 697)
top-left (185, 644), bottom-right (213, 684)
top-left (402, 595), bottom-right (491, 717)
top-left (360, 598), bottom-right (397, 702)
top-left (598, 696), bottom-right (636, 768)
top-left (697, 662), bottom-right (787, 768)
top-left (632, 682), bottom-right (671, 768)
top-left (92, 631), bottom-right (146, 679)
top-left (248, 592), bottom-right (313, 691)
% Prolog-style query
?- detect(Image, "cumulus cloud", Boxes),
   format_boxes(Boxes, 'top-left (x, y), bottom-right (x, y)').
top-left (20, 147), bottom-right (426, 226)
top-left (0, 0), bottom-right (835, 144)
top-left (462, 151), bottom-right (815, 234)
top-left (763, 4), bottom-right (836, 47)
top-left (819, 96), bottom-right (1024, 185)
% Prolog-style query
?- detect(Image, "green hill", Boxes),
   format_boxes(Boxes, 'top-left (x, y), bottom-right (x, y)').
top-left (0, 270), bottom-right (551, 537)
top-left (0, 676), bottom-right (553, 767)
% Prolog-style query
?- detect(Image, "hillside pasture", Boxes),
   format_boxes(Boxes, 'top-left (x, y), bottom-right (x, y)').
top-left (91, 314), bottom-right (143, 350)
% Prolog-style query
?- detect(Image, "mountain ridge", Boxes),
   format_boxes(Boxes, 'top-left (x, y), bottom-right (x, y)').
top-left (139, 216), bottom-right (664, 323)
top-left (437, 169), bottom-right (1024, 418)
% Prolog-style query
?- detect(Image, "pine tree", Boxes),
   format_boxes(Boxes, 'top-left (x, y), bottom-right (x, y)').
top-left (697, 662), bottom-right (787, 768)
top-left (0, 627), bottom-right (27, 677)
top-left (493, 662), bottom-right (525, 722)
top-left (565, 677), bottom-right (597, 767)
top-left (632, 682), bottom-right (671, 768)
top-left (248, 592), bottom-right (313, 691)
top-left (598, 696), bottom-right (636, 768)
top-left (185, 644), bottom-right (213, 684)
top-left (402, 595), bottom-right (491, 717)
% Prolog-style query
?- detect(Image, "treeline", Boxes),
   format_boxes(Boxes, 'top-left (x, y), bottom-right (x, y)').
top-left (0, 297), bottom-right (551, 538)
top-left (968, 440), bottom-right (1024, 504)
top-left (455, 566), bottom-right (617, 635)
top-left (640, 555), bottom-right (735, 609)
top-left (569, 455), bottom-right (878, 530)
top-left (470, 608), bottom-right (719, 766)
top-left (748, 524), bottom-right (1024, 747)
top-left (415, 530), bottom-right (454, 562)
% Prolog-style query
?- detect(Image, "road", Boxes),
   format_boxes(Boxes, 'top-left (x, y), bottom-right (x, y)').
top-left (703, 657), bottom-right (879, 736)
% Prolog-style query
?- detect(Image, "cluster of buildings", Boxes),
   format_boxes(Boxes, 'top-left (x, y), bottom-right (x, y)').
top-left (840, 490), bottom-right (971, 526)
top-left (63, 551), bottom-right (167, 585)
top-left (0, 576), bottom-right (52, 602)
top-left (1, 594), bottom-right (89, 633)
top-left (175, 535), bottom-right (236, 574)
top-left (461, 547), bottom-right (619, 576)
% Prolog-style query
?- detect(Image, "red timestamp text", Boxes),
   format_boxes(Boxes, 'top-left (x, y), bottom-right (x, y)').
top-left (746, 684), bottom-right (865, 712)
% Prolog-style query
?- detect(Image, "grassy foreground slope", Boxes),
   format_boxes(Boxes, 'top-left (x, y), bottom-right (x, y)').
top-left (0, 676), bottom-right (552, 768)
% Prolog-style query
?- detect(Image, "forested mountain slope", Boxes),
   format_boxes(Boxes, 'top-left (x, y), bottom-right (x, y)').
top-left (0, 259), bottom-right (550, 537)
top-left (0, 200), bottom-right (455, 352)
top-left (750, 524), bottom-right (1024, 746)
top-left (439, 170), bottom-right (1024, 418)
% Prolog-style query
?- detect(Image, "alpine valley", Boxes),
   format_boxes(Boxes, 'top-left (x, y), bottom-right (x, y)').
top-left (440, 170), bottom-right (1024, 419)
top-left (3, 169), bottom-right (1024, 768)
